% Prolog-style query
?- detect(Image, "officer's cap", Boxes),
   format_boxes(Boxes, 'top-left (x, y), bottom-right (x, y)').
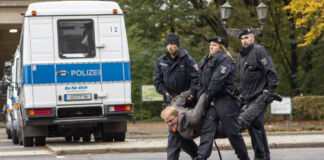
top-left (238, 28), bottom-right (253, 39)
top-left (209, 36), bottom-right (228, 48)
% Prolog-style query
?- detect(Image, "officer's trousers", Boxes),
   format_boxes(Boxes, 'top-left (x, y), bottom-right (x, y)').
top-left (246, 95), bottom-right (270, 160)
top-left (197, 96), bottom-right (248, 159)
top-left (167, 127), bottom-right (198, 160)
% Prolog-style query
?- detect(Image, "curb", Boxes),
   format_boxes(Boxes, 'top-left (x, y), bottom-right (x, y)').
top-left (46, 141), bottom-right (324, 155)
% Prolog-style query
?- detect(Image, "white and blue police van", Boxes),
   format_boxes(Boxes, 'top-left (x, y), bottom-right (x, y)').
top-left (12, 1), bottom-right (133, 147)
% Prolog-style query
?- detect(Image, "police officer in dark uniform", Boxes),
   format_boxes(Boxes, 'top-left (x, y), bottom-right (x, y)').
top-left (195, 36), bottom-right (249, 160)
top-left (238, 29), bottom-right (279, 160)
top-left (153, 32), bottom-right (200, 160)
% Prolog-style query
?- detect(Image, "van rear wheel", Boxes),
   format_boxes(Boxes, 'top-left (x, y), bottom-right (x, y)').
top-left (35, 137), bottom-right (46, 146)
top-left (102, 134), bottom-right (113, 142)
top-left (73, 136), bottom-right (80, 142)
top-left (82, 134), bottom-right (91, 142)
top-left (114, 132), bottom-right (125, 142)
top-left (23, 137), bottom-right (34, 147)
top-left (65, 136), bottom-right (72, 142)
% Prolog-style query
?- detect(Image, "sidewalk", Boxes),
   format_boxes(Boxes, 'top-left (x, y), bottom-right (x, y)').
top-left (47, 121), bottom-right (324, 155)
top-left (46, 131), bottom-right (324, 155)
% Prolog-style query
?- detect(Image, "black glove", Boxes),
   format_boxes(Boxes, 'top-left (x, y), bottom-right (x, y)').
top-left (204, 94), bottom-right (214, 110)
top-left (232, 88), bottom-right (242, 97)
top-left (263, 90), bottom-right (282, 104)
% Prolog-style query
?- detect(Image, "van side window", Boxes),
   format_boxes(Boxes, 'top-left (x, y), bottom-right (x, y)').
top-left (58, 20), bottom-right (95, 58)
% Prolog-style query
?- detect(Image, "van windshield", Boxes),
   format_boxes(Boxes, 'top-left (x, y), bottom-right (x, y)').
top-left (58, 20), bottom-right (95, 58)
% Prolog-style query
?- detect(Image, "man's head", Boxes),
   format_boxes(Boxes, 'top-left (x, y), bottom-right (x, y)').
top-left (239, 29), bottom-right (254, 48)
top-left (161, 106), bottom-right (178, 129)
top-left (209, 36), bottom-right (227, 54)
top-left (165, 33), bottom-right (180, 56)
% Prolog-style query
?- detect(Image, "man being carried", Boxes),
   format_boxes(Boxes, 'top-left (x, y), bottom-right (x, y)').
top-left (161, 90), bottom-right (281, 142)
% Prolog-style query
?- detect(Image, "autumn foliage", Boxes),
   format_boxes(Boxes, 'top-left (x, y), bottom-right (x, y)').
top-left (284, 0), bottom-right (324, 47)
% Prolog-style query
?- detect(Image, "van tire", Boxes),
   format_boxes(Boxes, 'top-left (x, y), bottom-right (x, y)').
top-left (102, 134), bottom-right (113, 142)
top-left (114, 132), bottom-right (125, 142)
top-left (23, 137), bottom-right (34, 147)
top-left (65, 136), bottom-right (72, 142)
top-left (82, 134), bottom-right (91, 142)
top-left (73, 136), bottom-right (80, 142)
top-left (35, 137), bottom-right (46, 146)
top-left (12, 129), bottom-right (18, 144)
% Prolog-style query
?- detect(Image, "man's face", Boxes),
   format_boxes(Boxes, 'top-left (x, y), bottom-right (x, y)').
top-left (167, 43), bottom-right (179, 55)
top-left (164, 115), bottom-right (178, 128)
top-left (240, 34), bottom-right (254, 48)
top-left (209, 42), bottom-right (222, 54)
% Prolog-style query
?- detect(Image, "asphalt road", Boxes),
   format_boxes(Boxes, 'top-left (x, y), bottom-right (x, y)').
top-left (0, 147), bottom-right (324, 160)
top-left (1, 126), bottom-right (324, 160)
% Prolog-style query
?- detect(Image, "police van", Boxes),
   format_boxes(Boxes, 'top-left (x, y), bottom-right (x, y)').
top-left (12, 1), bottom-right (133, 147)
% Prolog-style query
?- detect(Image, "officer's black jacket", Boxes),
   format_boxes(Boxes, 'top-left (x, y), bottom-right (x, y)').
top-left (198, 51), bottom-right (237, 98)
top-left (238, 43), bottom-right (279, 102)
top-left (153, 48), bottom-right (199, 100)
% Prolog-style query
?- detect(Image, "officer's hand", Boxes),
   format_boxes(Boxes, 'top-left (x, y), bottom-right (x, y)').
top-left (187, 94), bottom-right (194, 101)
top-left (205, 94), bottom-right (213, 107)
top-left (233, 88), bottom-right (242, 97)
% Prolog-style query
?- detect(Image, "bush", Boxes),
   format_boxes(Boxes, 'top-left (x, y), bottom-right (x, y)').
top-left (292, 96), bottom-right (324, 120)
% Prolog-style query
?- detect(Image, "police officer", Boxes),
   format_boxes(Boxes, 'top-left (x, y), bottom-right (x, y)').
top-left (195, 36), bottom-right (249, 160)
top-left (153, 32), bottom-right (200, 160)
top-left (238, 29), bottom-right (279, 160)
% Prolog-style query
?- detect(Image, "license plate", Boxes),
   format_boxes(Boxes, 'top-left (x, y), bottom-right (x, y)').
top-left (64, 93), bottom-right (92, 101)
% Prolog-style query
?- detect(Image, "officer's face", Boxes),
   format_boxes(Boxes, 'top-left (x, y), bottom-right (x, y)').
top-left (167, 43), bottom-right (179, 55)
top-left (209, 42), bottom-right (222, 54)
top-left (240, 34), bottom-right (254, 48)
top-left (164, 115), bottom-right (178, 128)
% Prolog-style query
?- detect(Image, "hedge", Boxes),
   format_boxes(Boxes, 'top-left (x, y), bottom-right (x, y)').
top-left (291, 96), bottom-right (324, 120)
top-left (265, 96), bottom-right (324, 121)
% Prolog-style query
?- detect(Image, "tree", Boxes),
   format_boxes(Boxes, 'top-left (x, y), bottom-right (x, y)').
top-left (113, 0), bottom-right (324, 119)
top-left (284, 0), bottom-right (324, 47)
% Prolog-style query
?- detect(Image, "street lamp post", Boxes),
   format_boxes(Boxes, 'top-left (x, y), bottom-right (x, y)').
top-left (220, 0), bottom-right (269, 38)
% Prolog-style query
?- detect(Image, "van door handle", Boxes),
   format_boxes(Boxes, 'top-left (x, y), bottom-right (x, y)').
top-left (96, 43), bottom-right (105, 48)
top-left (57, 70), bottom-right (68, 76)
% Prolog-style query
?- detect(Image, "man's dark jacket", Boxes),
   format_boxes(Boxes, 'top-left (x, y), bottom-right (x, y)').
top-left (238, 44), bottom-right (279, 102)
top-left (153, 48), bottom-right (199, 101)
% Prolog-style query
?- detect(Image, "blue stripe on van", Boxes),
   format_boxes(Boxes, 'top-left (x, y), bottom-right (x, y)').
top-left (124, 62), bottom-right (131, 81)
top-left (102, 62), bottom-right (123, 82)
top-left (56, 63), bottom-right (101, 83)
top-left (22, 62), bottom-right (131, 85)
top-left (23, 65), bottom-right (32, 84)
top-left (33, 65), bottom-right (55, 84)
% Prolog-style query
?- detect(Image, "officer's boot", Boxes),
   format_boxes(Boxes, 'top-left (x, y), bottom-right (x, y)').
top-left (193, 155), bottom-right (206, 160)
top-left (254, 156), bottom-right (266, 160)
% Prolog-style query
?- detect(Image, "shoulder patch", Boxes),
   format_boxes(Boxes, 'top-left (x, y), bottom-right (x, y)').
top-left (220, 66), bottom-right (227, 74)
top-left (261, 58), bottom-right (268, 66)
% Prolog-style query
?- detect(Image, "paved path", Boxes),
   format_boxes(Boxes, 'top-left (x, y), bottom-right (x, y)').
top-left (46, 132), bottom-right (324, 155)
